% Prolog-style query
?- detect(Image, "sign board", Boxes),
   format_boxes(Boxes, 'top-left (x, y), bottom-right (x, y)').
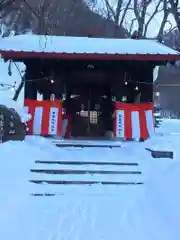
top-left (116, 110), bottom-right (124, 138)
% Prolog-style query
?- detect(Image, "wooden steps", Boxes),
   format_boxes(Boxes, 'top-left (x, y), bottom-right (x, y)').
top-left (29, 160), bottom-right (143, 197)
top-left (56, 144), bottom-right (121, 148)
top-left (52, 139), bottom-right (121, 148)
top-left (30, 180), bottom-right (143, 185)
top-left (30, 169), bottom-right (142, 175)
top-left (35, 160), bottom-right (138, 166)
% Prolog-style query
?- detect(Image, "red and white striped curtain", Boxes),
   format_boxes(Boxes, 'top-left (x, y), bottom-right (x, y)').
top-left (114, 102), bottom-right (154, 140)
top-left (24, 100), bottom-right (154, 140)
top-left (24, 100), bottom-right (62, 136)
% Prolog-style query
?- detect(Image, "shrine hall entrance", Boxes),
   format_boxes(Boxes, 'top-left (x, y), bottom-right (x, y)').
top-left (64, 86), bottom-right (115, 139)
top-left (23, 56), bottom-right (156, 140)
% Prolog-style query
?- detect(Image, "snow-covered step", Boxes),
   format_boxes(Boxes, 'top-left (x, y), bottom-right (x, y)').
top-left (52, 139), bottom-right (121, 148)
top-left (52, 139), bottom-right (122, 146)
top-left (55, 144), bottom-right (121, 148)
top-left (29, 179), bottom-right (143, 186)
top-left (30, 179), bottom-right (143, 185)
top-left (30, 171), bottom-right (143, 182)
top-left (35, 160), bottom-right (138, 166)
top-left (31, 169), bottom-right (141, 175)
top-left (30, 160), bottom-right (143, 186)
top-left (33, 162), bottom-right (141, 172)
top-left (29, 181), bottom-right (142, 197)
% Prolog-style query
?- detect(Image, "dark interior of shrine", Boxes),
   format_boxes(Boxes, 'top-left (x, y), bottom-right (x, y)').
top-left (23, 58), bottom-right (156, 138)
top-left (24, 59), bottom-right (155, 101)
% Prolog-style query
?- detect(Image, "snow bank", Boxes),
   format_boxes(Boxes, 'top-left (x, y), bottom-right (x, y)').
top-left (144, 118), bottom-right (180, 158)
top-left (121, 119), bottom-right (180, 240)
top-left (0, 137), bottom-right (142, 240)
top-left (0, 136), bottom-right (66, 240)
top-left (122, 159), bottom-right (180, 240)
top-left (149, 161), bottom-right (180, 233)
top-left (0, 95), bottom-right (30, 122)
top-left (0, 119), bottom-right (180, 240)
top-left (118, 119), bottom-right (180, 240)
top-left (156, 118), bottom-right (180, 135)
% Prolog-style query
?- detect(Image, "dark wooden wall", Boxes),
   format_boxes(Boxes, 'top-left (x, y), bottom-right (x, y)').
top-left (24, 59), bottom-right (154, 103)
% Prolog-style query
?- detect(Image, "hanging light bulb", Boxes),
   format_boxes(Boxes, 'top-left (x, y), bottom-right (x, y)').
top-left (124, 81), bottom-right (128, 85)
top-left (155, 91), bottom-right (160, 97)
top-left (12, 81), bottom-right (16, 87)
top-left (11, 81), bottom-right (16, 91)
top-left (50, 79), bottom-right (54, 83)
top-left (135, 86), bottom-right (139, 91)
top-left (11, 86), bottom-right (15, 91)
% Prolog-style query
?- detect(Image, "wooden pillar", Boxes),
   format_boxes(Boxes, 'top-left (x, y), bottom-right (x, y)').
top-left (42, 81), bottom-right (51, 100)
top-left (126, 83), bottom-right (135, 103)
top-left (140, 67), bottom-right (153, 102)
top-left (24, 79), bottom-right (37, 100)
top-left (43, 92), bottom-right (51, 100)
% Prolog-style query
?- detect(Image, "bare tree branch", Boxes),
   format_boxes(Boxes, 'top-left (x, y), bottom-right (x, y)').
top-left (103, 0), bottom-right (116, 20)
top-left (129, 18), bottom-right (136, 36)
top-left (114, 0), bottom-right (123, 24)
top-left (169, 0), bottom-right (180, 32)
top-left (143, 0), bottom-right (162, 36)
top-left (119, 0), bottom-right (131, 27)
top-left (23, 0), bottom-right (39, 19)
top-left (134, 0), bottom-right (153, 37)
top-left (157, 0), bottom-right (169, 40)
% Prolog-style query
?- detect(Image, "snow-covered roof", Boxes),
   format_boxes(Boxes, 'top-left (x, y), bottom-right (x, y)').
top-left (0, 34), bottom-right (180, 61)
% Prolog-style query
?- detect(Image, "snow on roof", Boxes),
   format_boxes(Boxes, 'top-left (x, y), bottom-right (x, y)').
top-left (0, 34), bottom-right (179, 60)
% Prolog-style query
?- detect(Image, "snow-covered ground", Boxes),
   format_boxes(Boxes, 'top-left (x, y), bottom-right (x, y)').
top-left (0, 119), bottom-right (180, 240)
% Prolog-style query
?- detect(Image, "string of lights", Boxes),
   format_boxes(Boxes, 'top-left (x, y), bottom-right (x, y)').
top-left (20, 78), bottom-right (180, 87)
top-left (0, 82), bottom-right (16, 91)
top-left (125, 80), bottom-right (180, 87)
top-left (0, 76), bottom-right (179, 92)
top-left (0, 77), bottom-right (52, 91)
top-left (155, 84), bottom-right (180, 87)
top-left (4, 60), bottom-right (179, 89)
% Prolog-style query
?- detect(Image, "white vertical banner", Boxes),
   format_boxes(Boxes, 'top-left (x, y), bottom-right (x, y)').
top-left (131, 111), bottom-right (140, 139)
top-left (48, 107), bottom-right (59, 135)
top-left (33, 107), bottom-right (43, 135)
top-left (116, 110), bottom-right (125, 138)
top-left (145, 110), bottom-right (154, 137)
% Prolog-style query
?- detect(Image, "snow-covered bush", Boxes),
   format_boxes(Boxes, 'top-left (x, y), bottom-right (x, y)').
top-left (0, 95), bottom-right (31, 142)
